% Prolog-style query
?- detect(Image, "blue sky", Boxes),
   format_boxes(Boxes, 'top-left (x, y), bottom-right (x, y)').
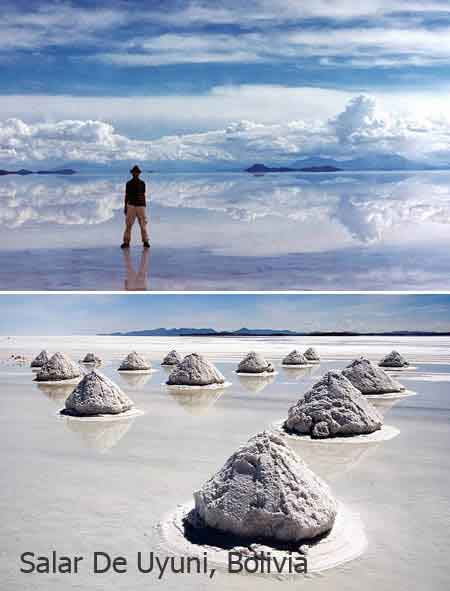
top-left (0, 294), bottom-right (449, 335)
top-left (2, 1), bottom-right (450, 168)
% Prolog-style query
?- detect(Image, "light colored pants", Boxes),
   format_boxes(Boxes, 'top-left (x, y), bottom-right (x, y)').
top-left (123, 205), bottom-right (149, 244)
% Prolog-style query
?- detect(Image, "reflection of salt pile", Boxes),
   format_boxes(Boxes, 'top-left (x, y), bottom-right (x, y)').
top-left (168, 388), bottom-right (224, 415)
top-left (62, 370), bottom-right (134, 417)
top-left (285, 372), bottom-right (383, 439)
top-left (30, 349), bottom-right (50, 368)
top-left (237, 352), bottom-right (275, 375)
top-left (118, 371), bottom-right (152, 389)
top-left (118, 351), bottom-right (151, 372)
top-left (237, 374), bottom-right (274, 393)
top-left (81, 352), bottom-right (101, 365)
top-left (342, 357), bottom-right (405, 394)
top-left (161, 350), bottom-right (182, 366)
top-left (167, 353), bottom-right (226, 387)
top-left (36, 382), bottom-right (75, 401)
top-left (378, 350), bottom-right (409, 368)
top-left (282, 350), bottom-right (309, 366)
top-left (304, 348), bottom-right (320, 362)
top-left (282, 364), bottom-right (316, 382)
top-left (283, 437), bottom-right (379, 484)
top-left (35, 352), bottom-right (82, 382)
top-left (191, 431), bottom-right (337, 543)
top-left (63, 414), bottom-right (136, 454)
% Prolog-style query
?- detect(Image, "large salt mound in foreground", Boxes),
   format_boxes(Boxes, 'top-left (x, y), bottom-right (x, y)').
top-left (282, 350), bottom-right (309, 366)
top-left (30, 349), bottom-right (50, 368)
top-left (118, 351), bottom-right (151, 371)
top-left (342, 357), bottom-right (405, 394)
top-left (378, 350), bottom-right (410, 368)
top-left (62, 370), bottom-right (134, 417)
top-left (284, 372), bottom-right (383, 439)
top-left (161, 350), bottom-right (182, 366)
top-left (237, 351), bottom-right (274, 374)
top-left (192, 431), bottom-right (337, 543)
top-left (167, 353), bottom-right (225, 386)
top-left (36, 352), bottom-right (82, 382)
top-left (304, 347), bottom-right (320, 362)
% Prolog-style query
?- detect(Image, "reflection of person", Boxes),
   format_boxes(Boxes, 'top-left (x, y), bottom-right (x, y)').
top-left (123, 247), bottom-right (149, 291)
top-left (121, 165), bottom-right (150, 249)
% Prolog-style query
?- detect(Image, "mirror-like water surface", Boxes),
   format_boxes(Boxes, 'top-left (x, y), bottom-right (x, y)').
top-left (2, 172), bottom-right (450, 290)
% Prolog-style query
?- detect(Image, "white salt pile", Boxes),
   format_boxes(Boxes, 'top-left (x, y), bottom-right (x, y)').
top-left (62, 370), bottom-right (134, 417)
top-left (304, 347), bottom-right (320, 362)
top-left (342, 357), bottom-right (405, 394)
top-left (191, 431), bottom-right (337, 543)
top-left (167, 353), bottom-right (225, 387)
top-left (282, 350), bottom-right (309, 366)
top-left (284, 372), bottom-right (383, 439)
top-left (81, 352), bottom-right (101, 365)
top-left (237, 351), bottom-right (275, 374)
top-left (118, 351), bottom-right (151, 371)
top-left (35, 352), bottom-right (82, 382)
top-left (161, 350), bottom-right (183, 366)
top-left (378, 350), bottom-right (410, 368)
top-left (30, 349), bottom-right (50, 368)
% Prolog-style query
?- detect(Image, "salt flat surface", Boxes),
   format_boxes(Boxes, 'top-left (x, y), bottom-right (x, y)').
top-left (0, 336), bottom-right (449, 590)
top-left (3, 334), bottom-right (450, 364)
top-left (2, 172), bottom-right (450, 290)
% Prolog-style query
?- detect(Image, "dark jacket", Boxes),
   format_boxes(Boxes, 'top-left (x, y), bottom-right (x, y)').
top-left (125, 178), bottom-right (146, 207)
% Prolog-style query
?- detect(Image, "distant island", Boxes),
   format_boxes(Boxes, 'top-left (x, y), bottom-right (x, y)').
top-left (245, 163), bottom-right (342, 174)
top-left (0, 168), bottom-right (76, 176)
top-left (244, 153), bottom-right (447, 174)
top-left (101, 327), bottom-right (450, 337)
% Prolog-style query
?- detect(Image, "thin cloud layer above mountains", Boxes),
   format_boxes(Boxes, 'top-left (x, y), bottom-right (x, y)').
top-left (1, 95), bottom-right (450, 168)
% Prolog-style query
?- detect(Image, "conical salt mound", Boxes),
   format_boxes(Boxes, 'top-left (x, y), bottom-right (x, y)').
top-left (31, 349), bottom-right (50, 368)
top-left (304, 347), bottom-right (320, 362)
top-left (63, 370), bottom-right (134, 417)
top-left (282, 350), bottom-right (308, 366)
top-left (167, 353), bottom-right (225, 386)
top-left (342, 357), bottom-right (405, 394)
top-left (193, 431), bottom-right (337, 543)
top-left (82, 352), bottom-right (101, 365)
top-left (284, 371), bottom-right (383, 439)
top-left (118, 351), bottom-right (151, 371)
top-left (378, 350), bottom-right (409, 368)
top-left (237, 351), bottom-right (274, 374)
top-left (36, 352), bottom-right (82, 382)
top-left (161, 349), bottom-right (182, 366)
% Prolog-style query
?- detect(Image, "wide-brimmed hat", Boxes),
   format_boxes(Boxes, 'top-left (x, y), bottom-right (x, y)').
top-left (130, 165), bottom-right (141, 174)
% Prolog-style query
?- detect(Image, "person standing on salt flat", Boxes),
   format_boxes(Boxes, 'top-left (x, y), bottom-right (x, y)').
top-left (121, 165), bottom-right (150, 249)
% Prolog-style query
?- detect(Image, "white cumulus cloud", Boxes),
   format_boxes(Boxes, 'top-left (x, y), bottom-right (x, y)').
top-left (1, 95), bottom-right (450, 168)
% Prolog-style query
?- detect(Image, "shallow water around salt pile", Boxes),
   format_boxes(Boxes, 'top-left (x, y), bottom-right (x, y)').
top-left (2, 171), bottom-right (450, 290)
top-left (0, 336), bottom-right (449, 590)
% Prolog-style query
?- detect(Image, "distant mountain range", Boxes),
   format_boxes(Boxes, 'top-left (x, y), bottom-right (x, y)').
top-left (102, 327), bottom-right (450, 337)
top-left (0, 168), bottom-right (76, 176)
top-left (245, 163), bottom-right (342, 173)
top-left (1, 151), bottom-right (447, 175)
top-left (291, 154), bottom-right (440, 171)
top-left (244, 154), bottom-right (444, 174)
